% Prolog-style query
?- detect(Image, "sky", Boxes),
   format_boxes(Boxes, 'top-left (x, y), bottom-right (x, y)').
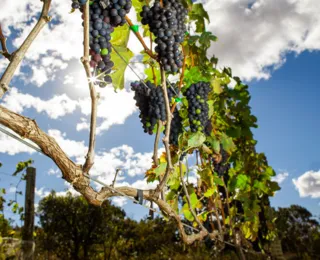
top-left (0, 0), bottom-right (320, 223)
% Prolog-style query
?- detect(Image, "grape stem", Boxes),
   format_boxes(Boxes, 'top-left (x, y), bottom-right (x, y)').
top-left (0, 0), bottom-right (52, 99)
top-left (0, 24), bottom-right (12, 61)
top-left (125, 15), bottom-right (158, 60)
top-left (154, 66), bottom-right (174, 197)
top-left (82, 0), bottom-right (99, 174)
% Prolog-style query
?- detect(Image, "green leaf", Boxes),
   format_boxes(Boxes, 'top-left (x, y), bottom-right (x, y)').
top-left (204, 188), bottom-right (215, 197)
top-left (235, 174), bottom-right (249, 190)
top-left (269, 181), bottom-right (281, 192)
top-left (220, 133), bottom-right (236, 154)
top-left (206, 136), bottom-right (220, 153)
top-left (154, 162), bottom-right (167, 177)
top-left (188, 132), bottom-right (206, 148)
top-left (189, 193), bottom-right (199, 209)
top-left (212, 78), bottom-right (222, 94)
top-left (132, 0), bottom-right (145, 22)
top-left (13, 159), bottom-right (33, 176)
top-left (213, 175), bottom-right (225, 186)
top-left (111, 26), bottom-right (131, 48)
top-left (207, 100), bottom-right (214, 118)
top-left (198, 211), bottom-right (209, 222)
top-left (181, 203), bottom-right (194, 222)
top-left (189, 4), bottom-right (210, 32)
top-left (110, 46), bottom-right (134, 90)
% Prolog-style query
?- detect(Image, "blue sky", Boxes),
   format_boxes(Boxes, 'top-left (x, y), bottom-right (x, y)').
top-left (0, 0), bottom-right (320, 224)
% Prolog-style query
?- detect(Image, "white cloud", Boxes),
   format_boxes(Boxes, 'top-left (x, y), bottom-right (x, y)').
top-left (78, 87), bottom-right (137, 134)
top-left (47, 168), bottom-right (61, 177)
top-left (85, 145), bottom-right (157, 190)
top-left (8, 187), bottom-right (17, 193)
top-left (0, 127), bottom-right (37, 155)
top-left (293, 170), bottom-right (320, 198)
top-left (111, 197), bottom-right (128, 207)
top-left (272, 171), bottom-right (289, 184)
top-left (1, 88), bottom-right (78, 119)
top-left (55, 181), bottom-right (81, 197)
top-left (1, 1), bottom-right (84, 87)
top-left (35, 187), bottom-right (50, 198)
top-left (202, 0), bottom-right (320, 80)
top-left (48, 129), bottom-right (87, 159)
top-left (131, 179), bottom-right (159, 190)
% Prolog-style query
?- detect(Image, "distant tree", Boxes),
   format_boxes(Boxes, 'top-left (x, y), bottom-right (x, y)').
top-left (275, 205), bottom-right (320, 259)
top-left (36, 192), bottom-right (125, 260)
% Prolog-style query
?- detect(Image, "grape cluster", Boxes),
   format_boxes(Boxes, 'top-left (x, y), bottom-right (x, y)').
top-left (140, 0), bottom-right (188, 73)
top-left (71, 0), bottom-right (132, 87)
top-left (131, 81), bottom-right (166, 134)
top-left (213, 147), bottom-right (230, 178)
top-left (88, 1), bottom-right (115, 87)
top-left (185, 82), bottom-right (211, 133)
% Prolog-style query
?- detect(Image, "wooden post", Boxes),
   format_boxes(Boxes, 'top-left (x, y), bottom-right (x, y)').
top-left (22, 167), bottom-right (36, 260)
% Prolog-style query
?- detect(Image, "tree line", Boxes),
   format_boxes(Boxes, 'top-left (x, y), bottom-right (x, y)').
top-left (1, 192), bottom-right (319, 259)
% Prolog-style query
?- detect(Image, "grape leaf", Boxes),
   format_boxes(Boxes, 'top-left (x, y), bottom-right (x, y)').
top-left (110, 46), bottom-right (134, 90)
top-left (188, 132), bottom-right (206, 148)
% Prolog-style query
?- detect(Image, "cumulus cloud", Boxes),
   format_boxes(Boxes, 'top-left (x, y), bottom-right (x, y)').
top-left (35, 187), bottom-right (50, 198)
top-left (111, 197), bottom-right (128, 207)
top-left (84, 145), bottom-right (160, 190)
top-left (293, 170), bottom-right (320, 198)
top-left (55, 182), bottom-right (81, 197)
top-left (202, 0), bottom-right (320, 80)
top-left (78, 87), bottom-right (137, 134)
top-left (0, 127), bottom-right (37, 155)
top-left (1, 88), bottom-right (78, 119)
top-left (0, 0), bottom-right (83, 86)
top-left (48, 168), bottom-right (61, 177)
top-left (272, 171), bottom-right (289, 184)
top-left (48, 129), bottom-right (87, 159)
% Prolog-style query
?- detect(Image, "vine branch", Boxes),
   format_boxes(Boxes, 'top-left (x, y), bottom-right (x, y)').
top-left (81, 1), bottom-right (98, 174)
top-left (0, 24), bottom-right (12, 61)
top-left (154, 66), bottom-right (173, 197)
top-left (0, 0), bottom-right (52, 99)
top-left (125, 16), bottom-right (157, 60)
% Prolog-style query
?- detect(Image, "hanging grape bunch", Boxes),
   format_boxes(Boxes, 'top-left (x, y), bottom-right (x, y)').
top-left (213, 146), bottom-right (230, 178)
top-left (185, 82), bottom-right (211, 133)
top-left (70, 0), bottom-right (132, 87)
top-left (140, 0), bottom-right (188, 73)
top-left (131, 81), bottom-right (168, 135)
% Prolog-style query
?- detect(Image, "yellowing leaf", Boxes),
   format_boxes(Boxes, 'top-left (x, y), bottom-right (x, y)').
top-left (212, 78), bottom-right (222, 94)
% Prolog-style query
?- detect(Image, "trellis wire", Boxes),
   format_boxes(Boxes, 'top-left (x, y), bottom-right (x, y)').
top-left (0, 122), bottom-right (255, 254)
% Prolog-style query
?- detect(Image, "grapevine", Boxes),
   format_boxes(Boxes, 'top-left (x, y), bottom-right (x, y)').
top-left (0, 0), bottom-right (282, 256)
